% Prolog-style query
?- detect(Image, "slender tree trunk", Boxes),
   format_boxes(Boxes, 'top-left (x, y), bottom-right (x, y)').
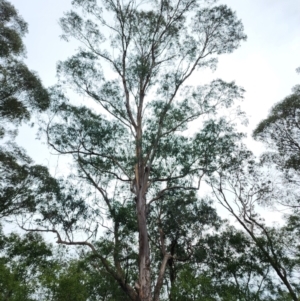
top-left (134, 100), bottom-right (152, 300)
top-left (137, 191), bottom-right (152, 301)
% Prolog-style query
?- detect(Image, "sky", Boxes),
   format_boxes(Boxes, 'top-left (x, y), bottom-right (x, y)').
top-left (9, 0), bottom-right (300, 164)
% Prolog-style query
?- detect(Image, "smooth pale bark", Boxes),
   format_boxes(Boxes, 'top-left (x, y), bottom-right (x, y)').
top-left (135, 122), bottom-right (152, 300)
top-left (137, 192), bottom-right (152, 301)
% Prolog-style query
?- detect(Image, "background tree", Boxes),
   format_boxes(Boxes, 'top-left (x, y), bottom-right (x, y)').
top-left (0, 223), bottom-right (131, 301)
top-left (0, 0), bottom-right (50, 136)
top-left (253, 69), bottom-right (300, 184)
top-left (209, 146), bottom-right (300, 301)
top-left (0, 143), bottom-right (60, 220)
top-left (252, 73), bottom-right (300, 248)
top-left (0, 0), bottom-right (58, 221)
top-left (41, 252), bottom-right (132, 301)
top-left (230, 69), bottom-right (300, 300)
top-left (0, 226), bottom-right (54, 301)
top-left (168, 224), bottom-right (278, 301)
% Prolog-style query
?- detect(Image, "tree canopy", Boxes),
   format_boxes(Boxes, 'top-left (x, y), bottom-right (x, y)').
top-left (1, 0), bottom-right (300, 301)
top-left (253, 79), bottom-right (300, 181)
top-left (0, 0), bottom-right (50, 135)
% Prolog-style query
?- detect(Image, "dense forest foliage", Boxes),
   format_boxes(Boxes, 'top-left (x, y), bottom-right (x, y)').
top-left (0, 0), bottom-right (300, 300)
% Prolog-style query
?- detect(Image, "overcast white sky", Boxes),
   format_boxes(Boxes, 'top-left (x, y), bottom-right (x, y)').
top-left (8, 0), bottom-right (300, 165)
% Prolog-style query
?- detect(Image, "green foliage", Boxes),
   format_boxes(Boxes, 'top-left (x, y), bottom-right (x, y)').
top-left (0, 0), bottom-right (50, 136)
top-left (5, 0), bottom-right (297, 300)
top-left (0, 143), bottom-right (60, 219)
top-left (0, 226), bottom-right (132, 300)
top-left (0, 0), bottom-right (27, 57)
top-left (0, 228), bottom-right (53, 301)
top-left (0, 0), bottom-right (56, 221)
top-left (253, 88), bottom-right (300, 175)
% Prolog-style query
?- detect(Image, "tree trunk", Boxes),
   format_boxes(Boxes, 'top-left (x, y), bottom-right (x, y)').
top-left (135, 107), bottom-right (152, 300)
top-left (137, 191), bottom-right (152, 301)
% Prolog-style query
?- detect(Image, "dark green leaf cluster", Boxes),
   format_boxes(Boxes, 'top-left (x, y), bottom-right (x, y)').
top-left (0, 227), bottom-right (53, 301)
top-left (253, 91), bottom-right (300, 174)
top-left (0, 143), bottom-right (59, 219)
top-left (0, 0), bottom-right (50, 135)
top-left (0, 0), bottom-right (27, 57)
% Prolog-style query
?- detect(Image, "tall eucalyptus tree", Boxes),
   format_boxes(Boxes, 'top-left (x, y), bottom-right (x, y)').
top-left (23, 0), bottom-right (247, 300)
